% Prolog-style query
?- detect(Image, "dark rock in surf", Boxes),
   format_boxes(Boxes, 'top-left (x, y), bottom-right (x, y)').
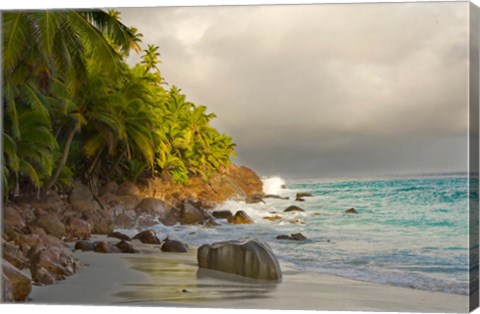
top-left (227, 210), bottom-right (254, 224)
top-left (283, 205), bottom-right (305, 213)
top-left (276, 233), bottom-right (308, 241)
top-left (212, 210), bottom-right (233, 220)
top-left (245, 194), bottom-right (265, 204)
top-left (264, 194), bottom-right (289, 200)
top-left (296, 192), bottom-right (313, 198)
top-left (107, 231), bottom-right (132, 242)
top-left (345, 208), bottom-right (358, 214)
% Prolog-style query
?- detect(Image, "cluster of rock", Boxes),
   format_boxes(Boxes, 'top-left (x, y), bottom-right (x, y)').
top-left (2, 164), bottom-right (263, 302)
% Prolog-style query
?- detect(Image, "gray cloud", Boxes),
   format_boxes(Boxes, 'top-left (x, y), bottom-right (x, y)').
top-left (120, 2), bottom-right (469, 178)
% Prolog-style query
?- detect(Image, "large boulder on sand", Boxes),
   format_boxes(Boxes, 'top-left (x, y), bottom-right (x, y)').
top-left (197, 238), bottom-right (282, 280)
top-left (30, 246), bottom-right (81, 285)
top-left (65, 217), bottom-right (92, 241)
top-left (2, 260), bottom-right (32, 301)
top-left (135, 198), bottom-right (180, 226)
top-left (161, 239), bottom-right (188, 253)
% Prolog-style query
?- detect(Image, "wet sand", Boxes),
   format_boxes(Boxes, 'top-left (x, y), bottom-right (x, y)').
top-left (29, 236), bottom-right (470, 312)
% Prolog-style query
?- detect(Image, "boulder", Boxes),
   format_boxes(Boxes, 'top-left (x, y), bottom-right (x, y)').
top-left (296, 192), bottom-right (313, 198)
top-left (224, 165), bottom-right (264, 197)
top-left (30, 192), bottom-right (64, 213)
top-left (72, 200), bottom-right (101, 213)
top-left (212, 210), bottom-right (233, 220)
top-left (345, 208), bottom-right (358, 214)
top-left (2, 260), bottom-right (32, 301)
top-left (31, 267), bottom-right (56, 285)
top-left (283, 205), bottom-right (305, 213)
top-left (2, 272), bottom-right (14, 302)
top-left (197, 238), bottom-right (281, 280)
top-left (289, 219), bottom-right (306, 225)
top-left (30, 246), bottom-right (81, 283)
top-left (94, 241), bottom-right (122, 254)
top-left (115, 240), bottom-right (138, 253)
top-left (245, 194), bottom-right (264, 204)
top-left (295, 197), bottom-right (305, 202)
top-left (70, 180), bottom-right (94, 204)
top-left (135, 198), bottom-right (181, 226)
top-left (65, 217), bottom-right (92, 241)
top-left (264, 194), bottom-right (289, 200)
top-left (114, 212), bottom-right (136, 229)
top-left (99, 181), bottom-right (119, 196)
top-left (107, 231), bottom-right (132, 241)
top-left (83, 210), bottom-right (114, 234)
top-left (33, 214), bottom-right (66, 238)
top-left (132, 230), bottom-right (162, 244)
top-left (118, 182), bottom-right (141, 196)
top-left (180, 201), bottom-right (216, 225)
top-left (262, 215), bottom-right (282, 222)
top-left (227, 210), bottom-right (254, 224)
top-left (276, 233), bottom-right (308, 241)
top-left (3, 206), bottom-right (25, 230)
top-left (161, 239), bottom-right (188, 253)
top-left (17, 234), bottom-right (67, 258)
top-left (2, 241), bottom-right (28, 269)
top-left (74, 240), bottom-right (96, 252)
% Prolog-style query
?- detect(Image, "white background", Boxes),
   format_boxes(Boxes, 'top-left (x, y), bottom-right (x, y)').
top-left (0, 1), bottom-right (478, 314)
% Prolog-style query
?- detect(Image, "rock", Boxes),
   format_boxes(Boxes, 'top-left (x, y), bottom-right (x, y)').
top-left (2, 241), bottom-right (28, 270)
top-left (197, 238), bottom-right (282, 280)
top-left (32, 267), bottom-right (56, 285)
top-left (107, 231), bottom-right (131, 241)
top-left (74, 240), bottom-right (96, 252)
top-left (72, 200), bottom-right (101, 213)
top-left (118, 182), bottom-right (141, 196)
top-left (295, 197), bottom-right (305, 202)
top-left (180, 201), bottom-right (216, 225)
top-left (83, 210), bottom-right (114, 234)
top-left (132, 230), bottom-right (162, 244)
top-left (30, 246), bottom-right (81, 283)
top-left (208, 174), bottom-right (247, 201)
top-left (114, 212), bottom-right (136, 229)
top-left (31, 192), bottom-right (64, 213)
top-left (296, 192), bottom-right (313, 198)
top-left (227, 210), bottom-right (254, 224)
top-left (135, 198), bottom-right (180, 226)
top-left (65, 217), bottom-right (92, 241)
top-left (262, 215), bottom-right (282, 222)
top-left (264, 194), bottom-right (289, 200)
top-left (288, 219), bottom-right (306, 225)
top-left (99, 181), bottom-right (119, 196)
top-left (70, 180), bottom-right (94, 203)
top-left (224, 165), bottom-right (264, 197)
top-left (94, 241), bottom-right (122, 254)
top-left (33, 214), bottom-right (66, 238)
top-left (3, 206), bottom-right (26, 230)
top-left (161, 239), bottom-right (188, 253)
top-left (2, 272), bottom-right (14, 302)
top-left (276, 233), bottom-right (308, 241)
top-left (283, 205), bottom-right (305, 213)
top-left (116, 195), bottom-right (141, 210)
top-left (212, 210), bottom-right (233, 220)
top-left (17, 234), bottom-right (67, 258)
top-left (2, 260), bottom-right (32, 301)
top-left (245, 194), bottom-right (264, 204)
top-left (115, 240), bottom-right (138, 253)
top-left (345, 208), bottom-right (358, 214)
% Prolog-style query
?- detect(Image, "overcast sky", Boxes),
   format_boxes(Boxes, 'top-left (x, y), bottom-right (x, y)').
top-left (119, 2), bottom-right (470, 178)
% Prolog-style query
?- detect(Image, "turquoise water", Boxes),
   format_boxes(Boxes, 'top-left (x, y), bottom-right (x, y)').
top-left (121, 174), bottom-right (476, 295)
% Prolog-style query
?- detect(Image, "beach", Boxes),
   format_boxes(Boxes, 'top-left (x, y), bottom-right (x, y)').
top-left (28, 235), bottom-right (470, 312)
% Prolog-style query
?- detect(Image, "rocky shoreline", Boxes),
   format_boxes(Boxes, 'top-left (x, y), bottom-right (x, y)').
top-left (2, 164), bottom-right (267, 302)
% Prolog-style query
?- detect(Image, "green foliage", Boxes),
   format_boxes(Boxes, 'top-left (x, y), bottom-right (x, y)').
top-left (2, 9), bottom-right (237, 198)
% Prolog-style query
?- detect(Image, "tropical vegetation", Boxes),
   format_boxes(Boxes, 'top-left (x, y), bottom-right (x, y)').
top-left (2, 9), bottom-right (237, 199)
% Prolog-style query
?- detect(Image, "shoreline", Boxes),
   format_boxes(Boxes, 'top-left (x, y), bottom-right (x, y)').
top-left (28, 236), bottom-right (470, 312)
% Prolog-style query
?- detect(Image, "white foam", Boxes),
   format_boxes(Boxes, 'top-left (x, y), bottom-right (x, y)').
top-left (262, 176), bottom-right (287, 195)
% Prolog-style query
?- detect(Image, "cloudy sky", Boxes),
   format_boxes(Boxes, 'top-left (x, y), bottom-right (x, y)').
top-left (119, 2), bottom-right (470, 178)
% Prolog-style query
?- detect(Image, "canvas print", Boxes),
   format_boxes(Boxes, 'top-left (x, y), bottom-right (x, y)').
top-left (1, 1), bottom-right (479, 313)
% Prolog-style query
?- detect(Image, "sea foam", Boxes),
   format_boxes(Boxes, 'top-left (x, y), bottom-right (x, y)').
top-left (262, 176), bottom-right (287, 195)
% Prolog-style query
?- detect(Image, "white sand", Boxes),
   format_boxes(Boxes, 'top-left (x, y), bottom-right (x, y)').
top-left (29, 236), bottom-right (470, 312)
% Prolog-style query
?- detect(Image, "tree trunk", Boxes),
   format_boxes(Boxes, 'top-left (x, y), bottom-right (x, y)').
top-left (42, 123), bottom-right (79, 194)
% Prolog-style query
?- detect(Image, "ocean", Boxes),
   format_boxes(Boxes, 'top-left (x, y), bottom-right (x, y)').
top-left (119, 174), bottom-right (475, 295)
